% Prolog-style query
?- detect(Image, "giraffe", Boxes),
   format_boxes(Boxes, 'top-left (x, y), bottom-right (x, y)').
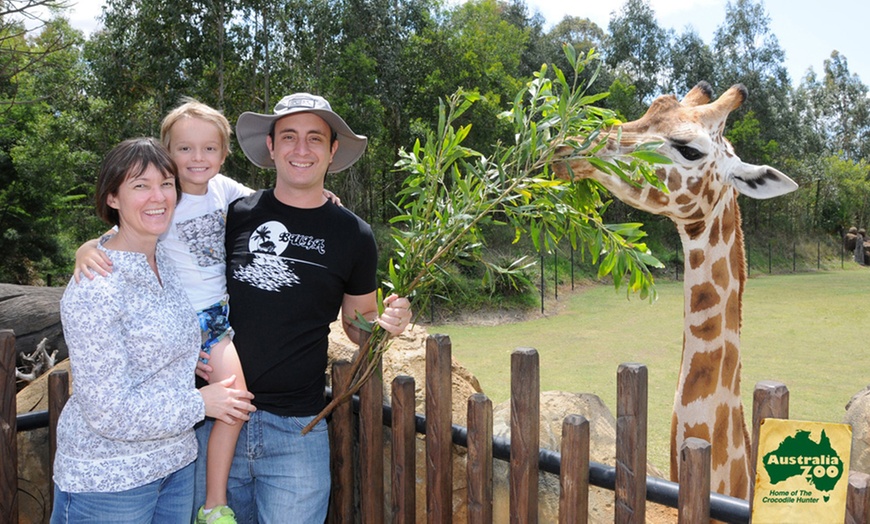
top-left (553, 81), bottom-right (797, 499)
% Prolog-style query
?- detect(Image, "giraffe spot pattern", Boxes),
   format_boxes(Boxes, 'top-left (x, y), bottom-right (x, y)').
top-left (730, 455), bottom-right (749, 499)
top-left (686, 176), bottom-right (704, 195)
top-left (690, 282), bottom-right (720, 312)
top-left (689, 313), bottom-right (721, 341)
top-left (684, 220), bottom-right (706, 240)
top-left (711, 257), bottom-right (730, 289)
top-left (683, 421), bottom-right (711, 443)
top-left (667, 168), bottom-right (682, 193)
top-left (689, 249), bottom-right (705, 269)
top-left (731, 405), bottom-right (745, 450)
top-left (712, 403), bottom-right (731, 468)
top-left (726, 290), bottom-right (741, 332)
top-left (681, 346), bottom-right (722, 405)
top-left (722, 200), bottom-right (737, 242)
top-left (729, 241), bottom-right (744, 283)
top-left (649, 187), bottom-right (669, 206)
top-left (721, 341), bottom-right (739, 391)
top-left (709, 215), bottom-right (721, 246)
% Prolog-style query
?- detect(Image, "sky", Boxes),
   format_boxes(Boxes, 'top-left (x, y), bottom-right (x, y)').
top-left (524, 0), bottom-right (870, 86)
top-left (55, 0), bottom-right (870, 87)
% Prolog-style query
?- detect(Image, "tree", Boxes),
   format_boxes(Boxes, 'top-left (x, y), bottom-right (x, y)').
top-left (711, 0), bottom-right (797, 237)
top-left (1, 17), bottom-right (99, 283)
top-left (667, 28), bottom-right (716, 96)
top-left (1, 0), bottom-right (76, 118)
top-left (544, 15), bottom-right (610, 93)
top-left (604, 0), bottom-right (669, 108)
top-left (798, 51), bottom-right (870, 162)
top-left (711, 0), bottom-right (792, 160)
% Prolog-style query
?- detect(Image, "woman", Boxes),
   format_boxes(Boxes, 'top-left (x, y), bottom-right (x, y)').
top-left (51, 137), bottom-right (255, 523)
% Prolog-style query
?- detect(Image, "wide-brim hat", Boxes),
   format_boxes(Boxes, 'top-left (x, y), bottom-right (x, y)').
top-left (236, 93), bottom-right (367, 173)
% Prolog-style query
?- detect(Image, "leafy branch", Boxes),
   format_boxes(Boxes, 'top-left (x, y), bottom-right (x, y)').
top-left (302, 46), bottom-right (665, 434)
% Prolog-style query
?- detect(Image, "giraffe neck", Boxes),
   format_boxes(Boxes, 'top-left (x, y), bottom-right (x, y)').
top-left (670, 190), bottom-right (751, 499)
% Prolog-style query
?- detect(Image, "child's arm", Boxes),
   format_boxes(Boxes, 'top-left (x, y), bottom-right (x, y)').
top-left (73, 231), bottom-right (115, 283)
top-left (324, 189), bottom-right (342, 207)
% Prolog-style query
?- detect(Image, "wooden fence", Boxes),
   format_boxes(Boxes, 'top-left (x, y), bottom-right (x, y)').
top-left (3, 329), bottom-right (870, 523)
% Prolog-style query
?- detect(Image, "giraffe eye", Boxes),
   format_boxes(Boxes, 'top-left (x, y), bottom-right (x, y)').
top-left (674, 144), bottom-right (704, 161)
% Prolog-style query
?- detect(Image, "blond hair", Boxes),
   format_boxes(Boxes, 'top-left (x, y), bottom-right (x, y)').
top-left (160, 97), bottom-right (232, 156)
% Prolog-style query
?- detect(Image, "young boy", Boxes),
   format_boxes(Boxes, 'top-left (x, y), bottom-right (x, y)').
top-left (74, 99), bottom-right (341, 524)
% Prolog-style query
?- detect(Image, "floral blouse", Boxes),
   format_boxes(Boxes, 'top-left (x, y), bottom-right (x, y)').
top-left (54, 243), bottom-right (205, 493)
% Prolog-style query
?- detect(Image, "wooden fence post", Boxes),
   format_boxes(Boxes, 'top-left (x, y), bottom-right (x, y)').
top-left (328, 360), bottom-right (354, 524)
top-left (391, 375), bottom-right (416, 523)
top-left (616, 363), bottom-right (647, 523)
top-left (678, 437), bottom-right (710, 523)
top-left (1, 330), bottom-right (17, 524)
top-left (48, 369), bottom-right (69, 510)
top-left (360, 351), bottom-right (384, 523)
top-left (559, 414), bottom-right (589, 524)
top-left (467, 393), bottom-right (493, 524)
top-left (426, 334), bottom-right (453, 524)
top-left (750, 380), bottom-right (789, 508)
top-left (846, 471), bottom-right (870, 524)
top-left (510, 348), bottom-right (539, 524)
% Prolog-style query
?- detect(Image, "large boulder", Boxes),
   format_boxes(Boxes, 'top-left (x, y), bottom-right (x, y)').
top-left (844, 385), bottom-right (870, 475)
top-left (0, 283), bottom-right (67, 363)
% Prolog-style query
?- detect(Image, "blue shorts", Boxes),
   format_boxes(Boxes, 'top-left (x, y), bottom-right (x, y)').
top-left (197, 298), bottom-right (233, 364)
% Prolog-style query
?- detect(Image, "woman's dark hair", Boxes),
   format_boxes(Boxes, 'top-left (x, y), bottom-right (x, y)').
top-left (94, 137), bottom-right (181, 226)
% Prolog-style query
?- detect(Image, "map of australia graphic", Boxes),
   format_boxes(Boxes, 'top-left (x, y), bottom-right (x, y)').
top-left (762, 429), bottom-right (844, 500)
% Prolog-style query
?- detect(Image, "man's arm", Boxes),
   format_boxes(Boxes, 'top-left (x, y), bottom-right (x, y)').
top-left (340, 292), bottom-right (412, 344)
top-left (340, 292), bottom-right (378, 345)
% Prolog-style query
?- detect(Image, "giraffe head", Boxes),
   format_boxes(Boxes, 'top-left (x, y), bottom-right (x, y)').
top-left (553, 82), bottom-right (797, 222)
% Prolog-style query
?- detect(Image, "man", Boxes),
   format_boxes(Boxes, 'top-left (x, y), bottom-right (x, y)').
top-left (195, 93), bottom-right (412, 523)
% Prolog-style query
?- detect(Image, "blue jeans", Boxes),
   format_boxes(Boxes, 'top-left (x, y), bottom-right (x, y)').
top-left (51, 461), bottom-right (194, 523)
top-left (194, 411), bottom-right (330, 524)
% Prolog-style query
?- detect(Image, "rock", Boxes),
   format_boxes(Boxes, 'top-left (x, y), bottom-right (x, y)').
top-left (845, 385), bottom-right (870, 475)
top-left (0, 283), bottom-right (67, 363)
top-left (327, 321), bottom-right (482, 425)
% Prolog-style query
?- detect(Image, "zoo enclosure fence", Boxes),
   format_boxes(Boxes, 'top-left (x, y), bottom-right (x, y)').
top-left (3, 329), bottom-right (870, 523)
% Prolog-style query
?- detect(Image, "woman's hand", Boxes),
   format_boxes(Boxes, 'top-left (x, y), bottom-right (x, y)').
top-left (199, 375), bottom-right (255, 425)
top-left (195, 351), bottom-right (213, 382)
top-left (376, 294), bottom-right (412, 336)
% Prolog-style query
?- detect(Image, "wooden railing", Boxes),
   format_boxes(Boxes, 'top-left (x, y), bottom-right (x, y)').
top-left (4, 329), bottom-right (870, 523)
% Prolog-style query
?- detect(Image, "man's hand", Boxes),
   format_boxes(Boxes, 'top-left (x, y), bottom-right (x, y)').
top-left (377, 294), bottom-right (412, 336)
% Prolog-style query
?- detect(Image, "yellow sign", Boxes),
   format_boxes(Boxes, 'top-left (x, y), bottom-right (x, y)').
top-left (752, 418), bottom-right (851, 523)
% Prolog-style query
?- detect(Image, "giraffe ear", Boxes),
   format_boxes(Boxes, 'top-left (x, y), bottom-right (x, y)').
top-left (729, 164), bottom-right (798, 200)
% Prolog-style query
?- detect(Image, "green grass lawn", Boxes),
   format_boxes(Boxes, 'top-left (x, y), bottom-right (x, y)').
top-left (426, 268), bottom-right (869, 474)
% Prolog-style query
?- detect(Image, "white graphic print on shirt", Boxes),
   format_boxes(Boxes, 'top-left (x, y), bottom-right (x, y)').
top-left (233, 220), bottom-right (326, 292)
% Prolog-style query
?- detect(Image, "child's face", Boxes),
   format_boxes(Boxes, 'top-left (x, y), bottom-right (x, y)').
top-left (167, 117), bottom-right (227, 195)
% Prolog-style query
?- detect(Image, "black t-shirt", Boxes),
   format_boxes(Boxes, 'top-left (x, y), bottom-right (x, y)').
top-left (222, 189), bottom-right (377, 416)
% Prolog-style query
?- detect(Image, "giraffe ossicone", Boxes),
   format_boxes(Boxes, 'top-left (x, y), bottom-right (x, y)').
top-left (553, 82), bottom-right (797, 500)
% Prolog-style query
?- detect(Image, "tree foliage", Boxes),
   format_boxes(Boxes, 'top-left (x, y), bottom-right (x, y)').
top-left (3, 0), bottom-right (870, 286)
